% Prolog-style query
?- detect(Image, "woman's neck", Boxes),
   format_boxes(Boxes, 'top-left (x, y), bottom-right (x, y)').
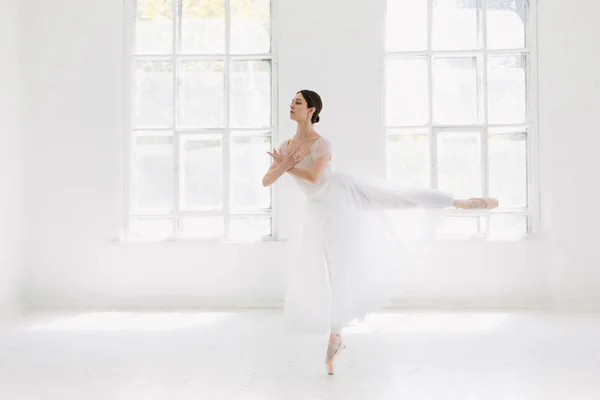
top-left (295, 121), bottom-right (317, 140)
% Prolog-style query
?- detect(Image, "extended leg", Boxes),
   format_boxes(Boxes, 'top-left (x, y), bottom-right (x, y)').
top-left (357, 183), bottom-right (455, 210)
top-left (353, 180), bottom-right (498, 211)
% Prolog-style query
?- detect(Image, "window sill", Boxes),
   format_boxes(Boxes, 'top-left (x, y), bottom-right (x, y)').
top-left (435, 232), bottom-right (541, 243)
top-left (114, 234), bottom-right (539, 245)
top-left (115, 236), bottom-right (287, 245)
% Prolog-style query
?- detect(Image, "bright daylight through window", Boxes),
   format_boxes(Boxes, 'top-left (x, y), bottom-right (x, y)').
top-left (385, 0), bottom-right (536, 240)
top-left (127, 0), bottom-right (274, 241)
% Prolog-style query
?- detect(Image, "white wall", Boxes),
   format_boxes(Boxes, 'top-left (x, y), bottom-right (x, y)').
top-left (0, 0), bottom-right (23, 318)
top-left (536, 0), bottom-right (600, 308)
top-left (21, 0), bottom-right (600, 310)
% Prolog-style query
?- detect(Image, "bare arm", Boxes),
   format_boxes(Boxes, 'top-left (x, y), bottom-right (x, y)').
top-left (262, 162), bottom-right (290, 187)
top-left (286, 155), bottom-right (330, 184)
top-left (262, 148), bottom-right (304, 187)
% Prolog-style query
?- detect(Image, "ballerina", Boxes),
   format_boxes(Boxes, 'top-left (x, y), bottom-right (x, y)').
top-left (262, 90), bottom-right (498, 375)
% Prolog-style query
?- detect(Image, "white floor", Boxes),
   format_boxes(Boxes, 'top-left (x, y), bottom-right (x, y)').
top-left (1, 310), bottom-right (600, 400)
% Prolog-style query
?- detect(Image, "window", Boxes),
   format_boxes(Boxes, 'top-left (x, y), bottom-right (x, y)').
top-left (126, 0), bottom-right (275, 241)
top-left (385, 0), bottom-right (536, 240)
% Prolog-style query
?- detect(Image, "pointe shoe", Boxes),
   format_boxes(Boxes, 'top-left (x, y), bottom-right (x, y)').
top-left (325, 334), bottom-right (346, 375)
top-left (457, 197), bottom-right (499, 210)
top-left (469, 197), bottom-right (499, 210)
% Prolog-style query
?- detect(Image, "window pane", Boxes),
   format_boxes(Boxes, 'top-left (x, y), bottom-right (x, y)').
top-left (433, 57), bottom-right (479, 124)
top-left (181, 135), bottom-right (223, 210)
top-left (179, 61), bottom-right (225, 128)
top-left (489, 131), bottom-right (527, 208)
top-left (386, 0), bottom-right (427, 52)
top-left (231, 135), bottom-right (271, 210)
top-left (180, 0), bottom-right (225, 54)
top-left (135, 61), bottom-right (173, 128)
top-left (131, 218), bottom-right (173, 239)
top-left (230, 0), bottom-right (270, 54)
top-left (180, 217), bottom-right (224, 239)
top-left (438, 217), bottom-right (480, 238)
top-left (433, 0), bottom-right (480, 50)
top-left (230, 217), bottom-right (272, 240)
top-left (386, 58), bottom-right (429, 126)
top-left (230, 61), bottom-right (271, 128)
top-left (135, 0), bottom-right (173, 54)
top-left (488, 0), bottom-right (527, 49)
top-left (387, 133), bottom-right (430, 188)
top-left (488, 55), bottom-right (527, 124)
top-left (437, 132), bottom-right (481, 198)
top-left (488, 214), bottom-right (527, 240)
top-left (133, 135), bottom-right (173, 212)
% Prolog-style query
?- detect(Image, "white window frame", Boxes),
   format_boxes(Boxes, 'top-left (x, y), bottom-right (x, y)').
top-left (385, 0), bottom-right (539, 240)
top-left (122, 0), bottom-right (279, 242)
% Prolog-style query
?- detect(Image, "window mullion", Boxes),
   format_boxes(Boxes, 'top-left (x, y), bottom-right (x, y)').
top-left (527, 0), bottom-right (540, 234)
top-left (172, 0), bottom-right (180, 239)
top-left (481, 0), bottom-right (490, 237)
top-left (427, 0), bottom-right (436, 190)
top-left (177, 0), bottom-right (183, 52)
top-left (269, 0), bottom-right (278, 240)
top-left (224, 0), bottom-right (232, 238)
top-left (123, 0), bottom-right (137, 241)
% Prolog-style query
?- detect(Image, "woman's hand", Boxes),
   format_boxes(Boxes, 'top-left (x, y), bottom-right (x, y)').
top-left (281, 147), bottom-right (306, 170)
top-left (262, 146), bottom-right (306, 187)
top-left (266, 148), bottom-right (284, 165)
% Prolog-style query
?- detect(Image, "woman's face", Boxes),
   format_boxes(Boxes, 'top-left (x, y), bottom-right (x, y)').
top-left (289, 93), bottom-right (314, 123)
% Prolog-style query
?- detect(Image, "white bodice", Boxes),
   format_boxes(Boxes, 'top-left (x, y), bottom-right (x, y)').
top-left (280, 137), bottom-right (333, 197)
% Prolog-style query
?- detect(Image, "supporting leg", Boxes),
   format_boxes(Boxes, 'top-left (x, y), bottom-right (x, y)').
top-left (325, 331), bottom-right (345, 375)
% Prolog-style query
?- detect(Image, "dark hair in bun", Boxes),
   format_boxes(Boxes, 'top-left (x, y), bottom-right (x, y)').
top-left (298, 90), bottom-right (322, 124)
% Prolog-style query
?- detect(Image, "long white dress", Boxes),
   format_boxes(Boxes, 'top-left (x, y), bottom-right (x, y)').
top-left (281, 137), bottom-right (455, 334)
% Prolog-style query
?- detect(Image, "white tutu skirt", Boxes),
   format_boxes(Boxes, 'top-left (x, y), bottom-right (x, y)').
top-left (283, 173), bottom-right (455, 334)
